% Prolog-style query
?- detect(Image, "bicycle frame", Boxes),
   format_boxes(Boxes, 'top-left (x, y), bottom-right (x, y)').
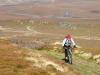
top-left (65, 46), bottom-right (72, 64)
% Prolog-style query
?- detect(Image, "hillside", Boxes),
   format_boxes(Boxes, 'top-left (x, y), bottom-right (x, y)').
top-left (0, 38), bottom-right (80, 75)
top-left (0, 0), bottom-right (100, 74)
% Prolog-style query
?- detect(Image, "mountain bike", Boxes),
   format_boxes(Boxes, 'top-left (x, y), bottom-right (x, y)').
top-left (65, 46), bottom-right (72, 64)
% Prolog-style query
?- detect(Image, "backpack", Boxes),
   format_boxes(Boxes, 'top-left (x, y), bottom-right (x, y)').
top-left (65, 38), bottom-right (71, 47)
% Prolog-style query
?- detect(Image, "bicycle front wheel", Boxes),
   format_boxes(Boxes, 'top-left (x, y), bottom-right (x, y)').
top-left (68, 48), bottom-right (72, 64)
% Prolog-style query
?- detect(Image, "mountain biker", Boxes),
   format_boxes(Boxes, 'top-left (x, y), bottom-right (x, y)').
top-left (62, 34), bottom-right (76, 62)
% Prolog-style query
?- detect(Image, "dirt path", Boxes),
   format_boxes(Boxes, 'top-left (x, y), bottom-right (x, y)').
top-left (26, 26), bottom-right (62, 36)
top-left (72, 55), bottom-right (100, 75)
top-left (35, 49), bottom-right (100, 75)
top-left (1, 25), bottom-right (100, 41)
top-left (27, 26), bottom-right (100, 40)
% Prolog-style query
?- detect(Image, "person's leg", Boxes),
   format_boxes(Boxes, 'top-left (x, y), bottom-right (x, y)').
top-left (65, 48), bottom-right (68, 61)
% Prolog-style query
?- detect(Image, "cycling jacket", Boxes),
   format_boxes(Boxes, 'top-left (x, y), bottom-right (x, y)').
top-left (62, 38), bottom-right (76, 47)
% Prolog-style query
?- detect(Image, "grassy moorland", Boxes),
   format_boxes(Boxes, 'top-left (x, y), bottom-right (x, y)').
top-left (33, 44), bottom-right (100, 75)
top-left (0, 39), bottom-right (80, 75)
top-left (0, 19), bottom-right (100, 49)
top-left (0, 19), bottom-right (100, 75)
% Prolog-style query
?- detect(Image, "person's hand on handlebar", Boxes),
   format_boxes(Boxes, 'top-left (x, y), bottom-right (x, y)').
top-left (73, 45), bottom-right (77, 48)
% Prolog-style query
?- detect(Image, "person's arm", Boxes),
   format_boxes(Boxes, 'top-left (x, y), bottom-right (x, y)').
top-left (62, 39), bottom-right (66, 47)
top-left (71, 38), bottom-right (76, 48)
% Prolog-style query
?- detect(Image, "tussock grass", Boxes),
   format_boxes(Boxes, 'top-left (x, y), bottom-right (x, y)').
top-left (0, 39), bottom-right (50, 75)
top-left (0, 39), bottom-right (80, 75)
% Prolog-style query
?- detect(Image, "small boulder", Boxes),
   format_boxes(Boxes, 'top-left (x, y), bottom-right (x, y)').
top-left (93, 54), bottom-right (100, 60)
top-left (76, 45), bottom-right (81, 48)
top-left (96, 58), bottom-right (100, 63)
top-left (53, 47), bottom-right (58, 50)
top-left (74, 50), bottom-right (80, 54)
top-left (93, 55), bottom-right (100, 63)
top-left (79, 51), bottom-right (84, 54)
top-left (80, 53), bottom-right (93, 59)
top-left (53, 42), bottom-right (62, 45)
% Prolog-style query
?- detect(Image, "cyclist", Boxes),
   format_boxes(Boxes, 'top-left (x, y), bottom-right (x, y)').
top-left (62, 34), bottom-right (76, 62)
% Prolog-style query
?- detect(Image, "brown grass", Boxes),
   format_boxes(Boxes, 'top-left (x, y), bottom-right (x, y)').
top-left (0, 39), bottom-right (32, 75)
top-left (75, 38), bottom-right (100, 55)
top-left (0, 19), bottom-right (100, 55)
top-left (0, 39), bottom-right (51, 75)
top-left (0, 39), bottom-right (80, 75)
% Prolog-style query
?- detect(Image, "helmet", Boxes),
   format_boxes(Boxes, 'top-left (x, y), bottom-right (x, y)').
top-left (65, 35), bottom-right (67, 38)
top-left (68, 34), bottom-right (71, 39)
top-left (65, 34), bottom-right (71, 40)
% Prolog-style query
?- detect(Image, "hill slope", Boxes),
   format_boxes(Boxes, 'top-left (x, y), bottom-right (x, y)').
top-left (0, 38), bottom-right (80, 75)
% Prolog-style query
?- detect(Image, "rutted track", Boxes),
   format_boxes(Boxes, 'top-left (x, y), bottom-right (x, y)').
top-left (72, 55), bottom-right (100, 75)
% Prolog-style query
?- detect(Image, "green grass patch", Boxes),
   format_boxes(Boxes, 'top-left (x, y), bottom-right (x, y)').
top-left (13, 69), bottom-right (19, 75)
top-left (32, 48), bottom-right (64, 60)
top-left (32, 46), bottom-right (100, 75)
top-left (16, 64), bottom-right (24, 69)
top-left (73, 53), bottom-right (94, 63)
top-left (72, 65), bottom-right (89, 75)
top-left (72, 64), bottom-right (96, 75)
top-left (73, 60), bottom-right (100, 73)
